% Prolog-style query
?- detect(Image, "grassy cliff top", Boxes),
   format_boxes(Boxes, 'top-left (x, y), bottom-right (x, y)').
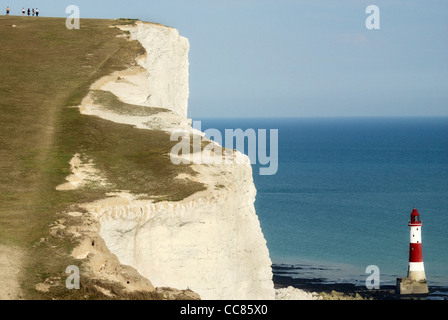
top-left (0, 17), bottom-right (203, 299)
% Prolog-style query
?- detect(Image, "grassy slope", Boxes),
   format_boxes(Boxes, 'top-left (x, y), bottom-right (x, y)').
top-left (0, 17), bottom-right (204, 299)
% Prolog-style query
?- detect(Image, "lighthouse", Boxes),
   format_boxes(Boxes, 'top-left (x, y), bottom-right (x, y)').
top-left (396, 208), bottom-right (429, 295)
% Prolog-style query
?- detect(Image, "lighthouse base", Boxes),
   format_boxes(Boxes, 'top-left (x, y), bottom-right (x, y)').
top-left (396, 277), bottom-right (428, 295)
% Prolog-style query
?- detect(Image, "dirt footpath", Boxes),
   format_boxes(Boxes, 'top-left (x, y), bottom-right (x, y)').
top-left (0, 245), bottom-right (24, 300)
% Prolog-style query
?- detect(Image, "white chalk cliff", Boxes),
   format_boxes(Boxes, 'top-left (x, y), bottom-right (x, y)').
top-left (72, 21), bottom-right (275, 300)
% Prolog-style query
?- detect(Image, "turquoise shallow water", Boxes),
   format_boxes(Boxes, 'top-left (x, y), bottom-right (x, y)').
top-left (194, 117), bottom-right (448, 289)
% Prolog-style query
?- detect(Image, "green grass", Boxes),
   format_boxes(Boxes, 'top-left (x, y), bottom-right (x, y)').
top-left (116, 18), bottom-right (140, 25)
top-left (91, 90), bottom-right (170, 116)
top-left (0, 17), bottom-right (204, 299)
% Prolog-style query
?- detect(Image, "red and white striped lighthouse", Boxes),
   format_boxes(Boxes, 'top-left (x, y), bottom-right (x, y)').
top-left (407, 208), bottom-right (426, 282)
top-left (397, 208), bottom-right (429, 294)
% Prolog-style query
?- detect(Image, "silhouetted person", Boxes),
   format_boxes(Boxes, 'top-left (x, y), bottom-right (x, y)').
top-left (27, 8), bottom-right (30, 16)
top-left (36, 8), bottom-right (39, 17)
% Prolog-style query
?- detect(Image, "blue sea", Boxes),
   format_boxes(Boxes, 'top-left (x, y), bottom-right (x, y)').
top-left (194, 117), bottom-right (448, 295)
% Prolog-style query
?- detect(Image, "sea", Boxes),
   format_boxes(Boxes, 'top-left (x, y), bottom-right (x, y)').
top-left (194, 117), bottom-right (448, 298)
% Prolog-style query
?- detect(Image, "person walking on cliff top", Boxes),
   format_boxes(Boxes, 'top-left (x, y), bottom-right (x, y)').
top-left (22, 8), bottom-right (25, 16)
top-left (36, 8), bottom-right (39, 17)
top-left (6, 6), bottom-right (10, 16)
top-left (27, 8), bottom-right (30, 16)
top-left (32, 9), bottom-right (35, 16)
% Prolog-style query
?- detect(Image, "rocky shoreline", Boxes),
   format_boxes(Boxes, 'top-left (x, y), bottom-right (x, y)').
top-left (274, 274), bottom-right (448, 300)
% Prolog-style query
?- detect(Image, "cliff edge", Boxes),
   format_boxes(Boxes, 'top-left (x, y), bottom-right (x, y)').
top-left (62, 21), bottom-right (275, 300)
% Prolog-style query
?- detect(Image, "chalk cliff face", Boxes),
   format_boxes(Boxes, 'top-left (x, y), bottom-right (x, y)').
top-left (83, 157), bottom-right (274, 300)
top-left (74, 21), bottom-right (274, 300)
top-left (125, 22), bottom-right (189, 118)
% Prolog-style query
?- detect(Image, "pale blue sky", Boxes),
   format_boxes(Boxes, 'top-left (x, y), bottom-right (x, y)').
top-left (9, 0), bottom-right (448, 118)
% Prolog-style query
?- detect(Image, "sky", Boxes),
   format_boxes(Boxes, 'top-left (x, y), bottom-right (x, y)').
top-left (7, 0), bottom-right (448, 118)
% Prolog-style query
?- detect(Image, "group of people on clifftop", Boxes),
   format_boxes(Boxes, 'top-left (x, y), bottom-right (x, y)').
top-left (5, 7), bottom-right (39, 17)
